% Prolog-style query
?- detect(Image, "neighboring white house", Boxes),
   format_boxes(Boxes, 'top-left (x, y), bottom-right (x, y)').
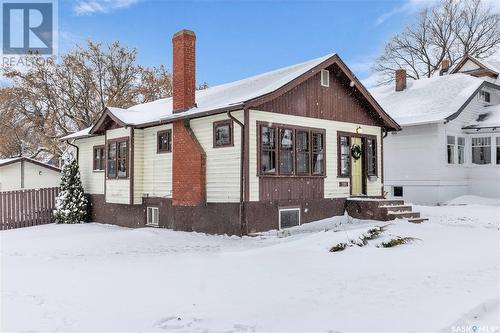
top-left (371, 54), bottom-right (500, 205)
top-left (0, 157), bottom-right (61, 192)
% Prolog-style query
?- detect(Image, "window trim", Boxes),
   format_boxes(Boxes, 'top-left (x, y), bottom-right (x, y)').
top-left (107, 136), bottom-right (129, 179)
top-left (278, 207), bottom-right (301, 230)
top-left (146, 206), bottom-right (159, 227)
top-left (257, 121), bottom-right (326, 178)
top-left (320, 69), bottom-right (330, 87)
top-left (157, 129), bottom-right (172, 154)
top-left (92, 145), bottom-right (105, 172)
top-left (213, 119), bottom-right (234, 148)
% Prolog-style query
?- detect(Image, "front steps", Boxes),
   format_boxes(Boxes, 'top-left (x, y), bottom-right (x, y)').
top-left (346, 198), bottom-right (428, 223)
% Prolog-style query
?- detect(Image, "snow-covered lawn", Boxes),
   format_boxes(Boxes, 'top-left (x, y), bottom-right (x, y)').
top-left (1, 203), bottom-right (499, 332)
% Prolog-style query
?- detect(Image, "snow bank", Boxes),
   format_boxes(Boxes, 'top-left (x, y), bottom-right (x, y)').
top-left (445, 195), bottom-right (500, 206)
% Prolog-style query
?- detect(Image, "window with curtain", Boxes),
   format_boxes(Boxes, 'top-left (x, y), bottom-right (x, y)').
top-left (472, 137), bottom-right (491, 165)
top-left (312, 132), bottom-right (324, 175)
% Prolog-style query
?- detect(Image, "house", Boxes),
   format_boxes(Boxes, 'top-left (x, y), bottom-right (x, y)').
top-left (61, 29), bottom-right (400, 235)
top-left (0, 157), bottom-right (61, 192)
top-left (370, 54), bottom-right (500, 205)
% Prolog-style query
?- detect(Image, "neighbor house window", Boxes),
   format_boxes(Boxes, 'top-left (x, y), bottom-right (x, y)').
top-left (320, 69), bottom-right (329, 87)
top-left (147, 207), bottom-right (159, 226)
top-left (367, 138), bottom-right (377, 176)
top-left (213, 120), bottom-right (233, 147)
top-left (447, 136), bottom-right (455, 164)
top-left (393, 186), bottom-right (403, 197)
top-left (157, 129), bottom-right (171, 153)
top-left (480, 90), bottom-right (491, 103)
top-left (457, 137), bottom-right (465, 164)
top-left (259, 123), bottom-right (325, 177)
top-left (496, 137), bottom-right (500, 165)
top-left (107, 138), bottom-right (128, 179)
top-left (472, 137), bottom-right (491, 165)
top-left (339, 135), bottom-right (350, 177)
top-left (93, 146), bottom-right (105, 171)
top-left (279, 207), bottom-right (301, 229)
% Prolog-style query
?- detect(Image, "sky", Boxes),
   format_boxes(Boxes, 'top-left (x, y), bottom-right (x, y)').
top-left (46, 1), bottom-right (442, 87)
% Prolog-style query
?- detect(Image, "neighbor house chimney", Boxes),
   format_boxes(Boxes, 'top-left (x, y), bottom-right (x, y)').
top-left (440, 59), bottom-right (449, 75)
top-left (172, 29), bottom-right (196, 112)
top-left (395, 69), bottom-right (407, 91)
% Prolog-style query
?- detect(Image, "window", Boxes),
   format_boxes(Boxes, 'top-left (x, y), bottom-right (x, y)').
top-left (213, 120), bottom-right (233, 147)
top-left (279, 208), bottom-right (300, 229)
top-left (259, 123), bottom-right (325, 177)
top-left (93, 146), bottom-right (105, 171)
top-left (496, 137), bottom-right (500, 165)
top-left (279, 128), bottom-right (294, 174)
top-left (312, 132), bottom-right (324, 175)
top-left (261, 126), bottom-right (277, 174)
top-left (457, 137), bottom-right (465, 164)
top-left (393, 186), bottom-right (403, 197)
top-left (472, 137), bottom-right (491, 165)
top-left (157, 130), bottom-right (171, 153)
top-left (147, 207), bottom-right (159, 226)
top-left (367, 138), bottom-right (377, 176)
top-left (480, 90), bottom-right (491, 103)
top-left (321, 69), bottom-right (329, 87)
top-left (296, 130), bottom-right (310, 175)
top-left (339, 135), bottom-right (350, 177)
top-left (107, 138), bottom-right (128, 179)
top-left (447, 136), bottom-right (455, 164)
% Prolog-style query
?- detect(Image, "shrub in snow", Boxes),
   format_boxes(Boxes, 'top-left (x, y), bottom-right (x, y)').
top-left (329, 243), bottom-right (347, 252)
top-left (54, 158), bottom-right (88, 224)
top-left (378, 237), bottom-right (419, 248)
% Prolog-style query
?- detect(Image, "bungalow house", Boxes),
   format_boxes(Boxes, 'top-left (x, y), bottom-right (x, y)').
top-left (0, 157), bottom-right (61, 192)
top-left (371, 54), bottom-right (500, 205)
top-left (62, 29), bottom-right (400, 234)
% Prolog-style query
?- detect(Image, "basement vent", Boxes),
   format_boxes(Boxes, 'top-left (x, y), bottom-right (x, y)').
top-left (279, 208), bottom-right (301, 229)
top-left (321, 69), bottom-right (329, 87)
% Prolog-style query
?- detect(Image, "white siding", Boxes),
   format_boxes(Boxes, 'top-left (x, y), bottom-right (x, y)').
top-left (75, 136), bottom-right (105, 194)
top-left (23, 162), bottom-right (61, 189)
top-left (0, 163), bottom-right (21, 191)
top-left (190, 112), bottom-right (243, 203)
top-left (133, 129), bottom-right (144, 205)
top-left (248, 110), bottom-right (383, 201)
top-left (105, 127), bottom-right (131, 204)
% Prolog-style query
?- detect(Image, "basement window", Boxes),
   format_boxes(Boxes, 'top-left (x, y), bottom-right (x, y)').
top-left (147, 207), bottom-right (159, 227)
top-left (321, 69), bottom-right (329, 87)
top-left (279, 208), bottom-right (301, 229)
top-left (393, 186), bottom-right (403, 197)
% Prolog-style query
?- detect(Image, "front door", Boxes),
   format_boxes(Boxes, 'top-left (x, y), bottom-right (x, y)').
top-left (351, 137), bottom-right (363, 195)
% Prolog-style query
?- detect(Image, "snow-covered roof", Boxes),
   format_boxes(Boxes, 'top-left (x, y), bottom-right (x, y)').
top-left (0, 157), bottom-right (21, 166)
top-left (370, 73), bottom-right (485, 126)
top-left (0, 157), bottom-right (60, 171)
top-left (102, 54), bottom-right (335, 126)
top-left (463, 104), bottom-right (500, 129)
top-left (60, 127), bottom-right (92, 141)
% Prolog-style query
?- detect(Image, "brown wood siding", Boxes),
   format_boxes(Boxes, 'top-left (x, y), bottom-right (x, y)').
top-left (254, 64), bottom-right (384, 127)
top-left (259, 177), bottom-right (324, 202)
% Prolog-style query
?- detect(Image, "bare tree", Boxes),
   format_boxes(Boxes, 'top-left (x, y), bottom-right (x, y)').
top-left (373, 0), bottom-right (500, 84)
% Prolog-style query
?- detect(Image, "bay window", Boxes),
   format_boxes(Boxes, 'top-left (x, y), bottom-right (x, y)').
top-left (107, 138), bottom-right (128, 179)
top-left (472, 137), bottom-right (491, 165)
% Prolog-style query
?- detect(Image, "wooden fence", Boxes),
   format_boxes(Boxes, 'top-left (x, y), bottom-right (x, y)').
top-left (0, 187), bottom-right (59, 230)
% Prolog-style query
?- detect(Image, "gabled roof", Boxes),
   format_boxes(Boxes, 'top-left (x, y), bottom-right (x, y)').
top-left (80, 53), bottom-right (398, 137)
top-left (370, 73), bottom-right (492, 126)
top-left (0, 157), bottom-right (61, 172)
top-left (451, 54), bottom-right (499, 77)
top-left (463, 104), bottom-right (500, 130)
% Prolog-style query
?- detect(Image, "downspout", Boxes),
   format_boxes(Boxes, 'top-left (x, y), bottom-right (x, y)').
top-left (227, 110), bottom-right (245, 235)
top-left (382, 128), bottom-right (389, 138)
top-left (66, 140), bottom-right (79, 163)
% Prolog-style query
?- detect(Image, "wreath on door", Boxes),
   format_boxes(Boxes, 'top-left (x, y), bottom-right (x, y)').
top-left (351, 144), bottom-right (362, 160)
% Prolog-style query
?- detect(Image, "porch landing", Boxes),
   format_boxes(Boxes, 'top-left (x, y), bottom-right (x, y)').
top-left (345, 197), bottom-right (428, 223)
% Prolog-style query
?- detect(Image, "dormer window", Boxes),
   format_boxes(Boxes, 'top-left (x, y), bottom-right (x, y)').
top-left (480, 90), bottom-right (491, 103)
top-left (321, 69), bottom-right (329, 87)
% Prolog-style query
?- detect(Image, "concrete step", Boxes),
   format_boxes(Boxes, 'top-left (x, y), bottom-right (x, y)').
top-left (388, 211), bottom-right (421, 219)
top-left (381, 205), bottom-right (412, 213)
top-left (377, 199), bottom-right (405, 207)
top-left (408, 218), bottom-right (428, 224)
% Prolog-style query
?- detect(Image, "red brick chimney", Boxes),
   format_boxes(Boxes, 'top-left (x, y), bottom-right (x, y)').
top-left (172, 29), bottom-right (196, 112)
top-left (395, 69), bottom-right (407, 92)
top-left (440, 59), bottom-right (449, 75)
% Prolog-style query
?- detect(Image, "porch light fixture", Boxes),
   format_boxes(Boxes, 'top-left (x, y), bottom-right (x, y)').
top-left (355, 126), bottom-right (362, 134)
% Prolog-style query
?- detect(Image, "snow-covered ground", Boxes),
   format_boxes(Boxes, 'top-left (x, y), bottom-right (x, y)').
top-left (1, 202), bottom-right (499, 332)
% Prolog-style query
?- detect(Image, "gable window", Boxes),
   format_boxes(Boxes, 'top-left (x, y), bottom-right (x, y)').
top-left (472, 137), bottom-right (491, 165)
top-left (497, 137), bottom-right (500, 165)
top-left (213, 120), bottom-right (233, 147)
top-left (339, 135), bottom-right (350, 177)
top-left (107, 138), bottom-right (128, 179)
top-left (157, 129), bottom-right (172, 153)
top-left (93, 146), bottom-right (105, 171)
top-left (447, 136), bottom-right (455, 164)
top-left (279, 128), bottom-right (294, 174)
top-left (480, 90), bottom-right (491, 103)
top-left (147, 207), bottom-right (159, 227)
top-left (367, 138), bottom-right (377, 176)
top-left (457, 137), bottom-right (465, 164)
top-left (320, 69), bottom-right (329, 87)
top-left (259, 123), bottom-right (325, 177)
